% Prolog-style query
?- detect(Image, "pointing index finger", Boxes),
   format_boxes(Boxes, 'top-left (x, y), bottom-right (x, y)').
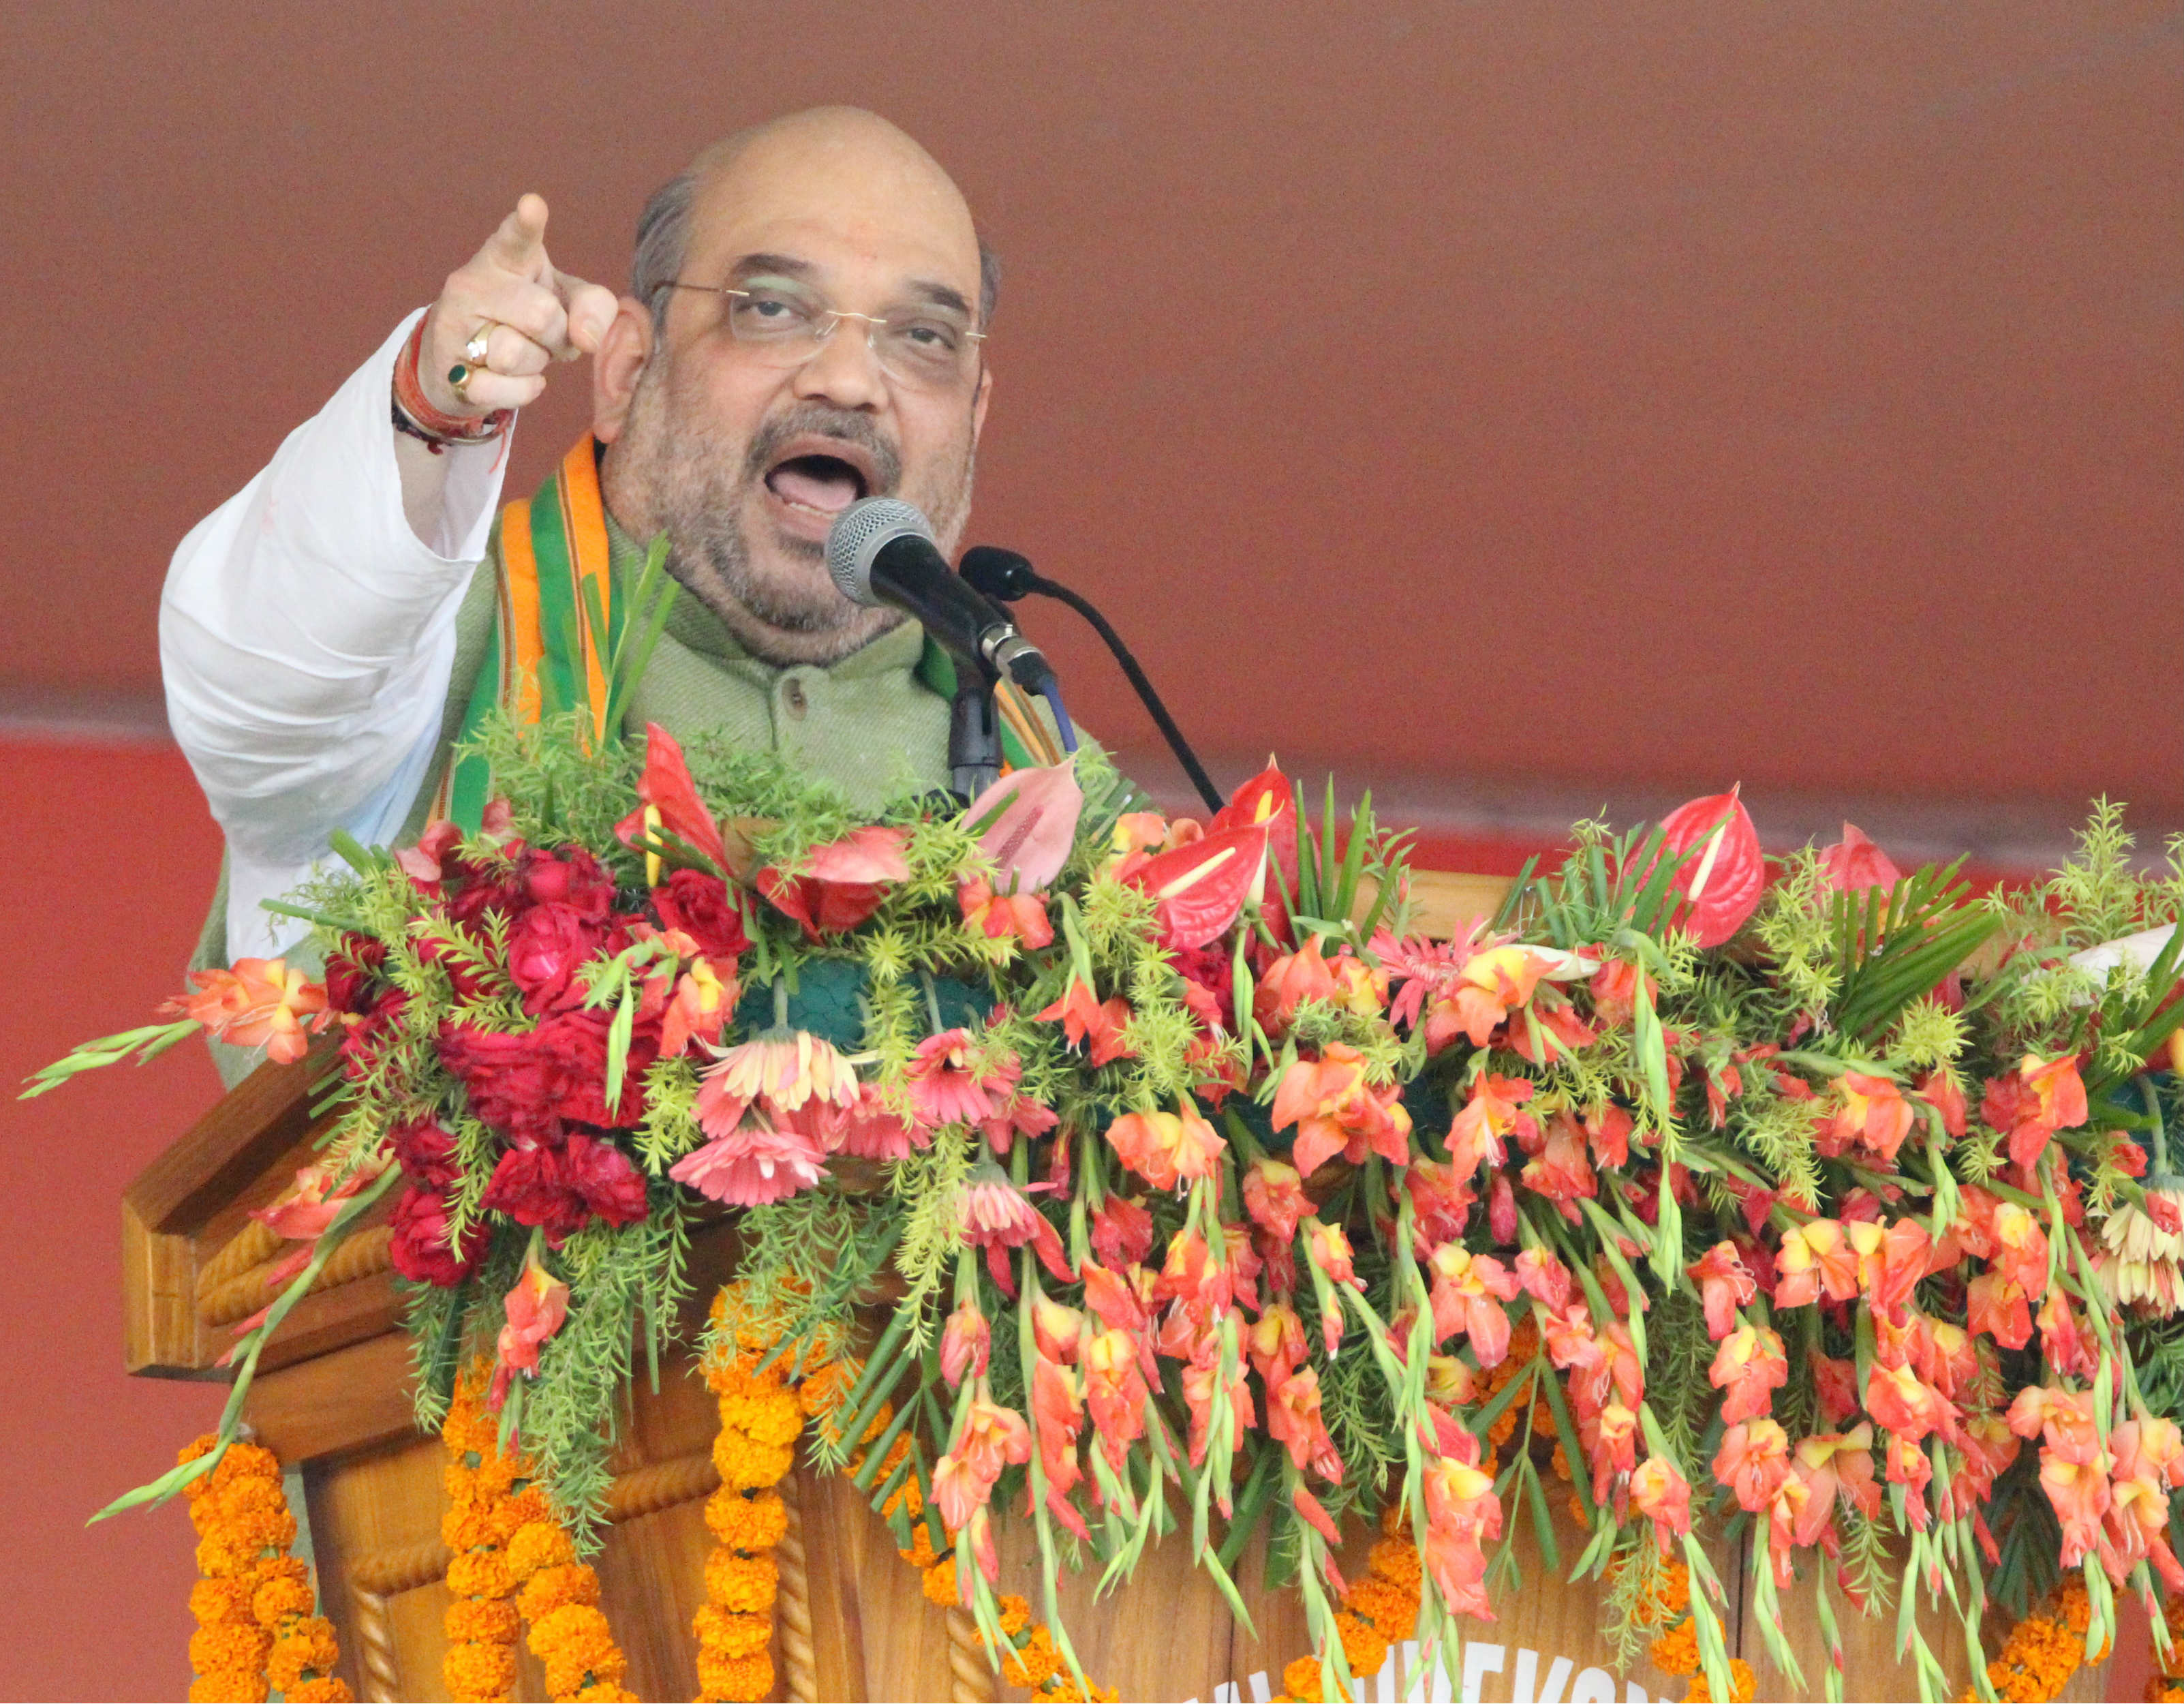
top-left (483, 192), bottom-right (551, 276)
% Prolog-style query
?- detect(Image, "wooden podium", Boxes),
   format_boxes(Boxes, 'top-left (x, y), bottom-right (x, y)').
top-left (121, 872), bottom-right (2110, 1703)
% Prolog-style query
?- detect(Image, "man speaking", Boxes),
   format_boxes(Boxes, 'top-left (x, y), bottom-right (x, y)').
top-left (162, 107), bottom-right (1002, 1041)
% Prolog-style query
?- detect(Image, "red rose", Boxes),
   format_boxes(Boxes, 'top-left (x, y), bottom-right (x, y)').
top-left (390, 1116), bottom-right (462, 1188)
top-left (446, 863), bottom-right (531, 930)
top-left (438, 1022), bottom-right (567, 1148)
top-left (324, 933), bottom-right (388, 1016)
top-left (504, 902), bottom-right (622, 1016)
top-left (535, 1009), bottom-right (655, 1129)
top-left (653, 869), bottom-right (751, 961)
top-left (521, 847), bottom-right (619, 920)
top-left (341, 988), bottom-right (411, 1084)
top-left (388, 1184), bottom-right (488, 1287)
top-left (480, 1134), bottom-right (648, 1245)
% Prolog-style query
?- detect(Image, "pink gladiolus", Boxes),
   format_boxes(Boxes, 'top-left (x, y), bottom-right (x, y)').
top-left (1820, 1073), bottom-right (1916, 1168)
top-left (251, 1159), bottom-right (382, 1241)
top-left (490, 1249), bottom-right (570, 1410)
top-left (957, 1393), bottom-right (1034, 1484)
top-left (957, 876), bottom-right (1054, 947)
top-left (166, 957), bottom-right (333, 1064)
top-left (1709, 1324), bottom-right (1788, 1425)
top-left (1866, 1362), bottom-right (1957, 1443)
top-left (956, 1165), bottom-right (1073, 1294)
top-left (1426, 1245), bottom-right (1522, 1366)
top-left (1446, 1074), bottom-right (1535, 1179)
top-left (1628, 1455), bottom-right (1693, 1550)
top-left (1714, 1419), bottom-right (1791, 1513)
top-left (962, 759), bottom-right (1083, 893)
top-left (1242, 1158), bottom-right (1311, 1245)
top-left (1106, 1101), bottom-right (1224, 1191)
top-left (1270, 1043), bottom-right (1413, 1179)
top-left (1266, 1363), bottom-right (1343, 1482)
top-left (941, 1300), bottom-right (991, 1388)
top-left (1687, 1241), bottom-right (1757, 1341)
top-left (1081, 1327), bottom-right (1150, 1470)
top-left (1034, 977), bottom-right (1135, 1065)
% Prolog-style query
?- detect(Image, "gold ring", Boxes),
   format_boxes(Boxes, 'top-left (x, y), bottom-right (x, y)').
top-left (463, 325), bottom-right (493, 367)
top-left (448, 363), bottom-right (475, 401)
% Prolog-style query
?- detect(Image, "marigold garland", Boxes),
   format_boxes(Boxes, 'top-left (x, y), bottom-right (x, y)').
top-left (178, 1433), bottom-right (350, 1704)
top-left (692, 1289), bottom-right (804, 1704)
top-left (1272, 1503), bottom-right (1424, 1703)
top-left (1642, 1562), bottom-right (1756, 1703)
top-left (440, 1365), bottom-right (636, 1703)
top-left (1967, 1577), bottom-right (2107, 1704)
top-left (440, 1371), bottom-right (524, 1704)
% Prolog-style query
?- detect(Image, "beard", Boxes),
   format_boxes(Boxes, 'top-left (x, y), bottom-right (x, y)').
top-left (607, 354), bottom-right (979, 665)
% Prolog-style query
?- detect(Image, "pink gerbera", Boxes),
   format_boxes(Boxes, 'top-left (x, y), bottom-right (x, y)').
top-left (696, 1030), bottom-right (861, 1136)
top-left (906, 1027), bottom-right (1006, 1127)
top-left (957, 1162), bottom-right (1074, 1294)
top-left (668, 1121), bottom-right (829, 1206)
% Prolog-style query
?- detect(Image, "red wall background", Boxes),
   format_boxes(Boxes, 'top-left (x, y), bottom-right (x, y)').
top-left (1, 3), bottom-right (2179, 1697)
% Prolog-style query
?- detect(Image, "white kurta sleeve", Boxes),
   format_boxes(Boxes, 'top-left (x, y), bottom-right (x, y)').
top-left (160, 309), bottom-right (514, 956)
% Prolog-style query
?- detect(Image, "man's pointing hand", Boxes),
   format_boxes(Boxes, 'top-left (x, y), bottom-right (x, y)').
top-left (420, 193), bottom-right (620, 418)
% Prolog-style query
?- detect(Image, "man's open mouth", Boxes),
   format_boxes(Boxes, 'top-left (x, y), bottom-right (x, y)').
top-left (762, 436), bottom-right (879, 517)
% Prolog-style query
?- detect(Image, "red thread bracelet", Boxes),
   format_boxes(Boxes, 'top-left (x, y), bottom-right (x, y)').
top-left (393, 316), bottom-right (512, 446)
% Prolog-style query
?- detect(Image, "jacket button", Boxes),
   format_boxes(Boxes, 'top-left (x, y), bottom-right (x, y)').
top-left (782, 679), bottom-right (808, 718)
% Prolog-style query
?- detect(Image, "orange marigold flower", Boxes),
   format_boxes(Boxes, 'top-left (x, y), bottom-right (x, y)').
top-left (998, 1594), bottom-right (1033, 1637)
top-left (214, 1476), bottom-right (290, 1524)
top-left (899, 1525), bottom-right (942, 1570)
top-left (442, 1504), bottom-right (499, 1553)
top-left (442, 1637), bottom-right (517, 1702)
top-left (445, 1598), bottom-right (519, 1645)
top-left (283, 1679), bottom-right (354, 1703)
top-left (196, 1529), bottom-right (268, 1579)
top-left (922, 1557), bottom-right (958, 1606)
top-left (507, 1518), bottom-right (577, 1581)
top-left (705, 1487), bottom-right (789, 1552)
top-left (713, 1429), bottom-right (795, 1491)
top-left (797, 1359), bottom-right (856, 1418)
top-left (251, 1574), bottom-right (316, 1629)
top-left (493, 1484), bottom-right (551, 1537)
top-left (445, 1549), bottom-right (514, 1602)
top-left (191, 1577), bottom-right (256, 1626)
top-left (265, 1619), bottom-right (341, 1690)
top-left (188, 1673), bottom-right (268, 1704)
top-left (1649, 1619), bottom-right (1699, 1677)
top-left (517, 1563), bottom-right (600, 1624)
top-left (720, 1390), bottom-right (805, 1447)
top-left (1337, 1612), bottom-right (1387, 1679)
top-left (189, 1623), bottom-right (273, 1677)
top-left (703, 1550), bottom-right (779, 1614)
top-left (696, 1647), bottom-right (774, 1703)
top-left (1283, 1655), bottom-right (1337, 1703)
top-left (692, 1603), bottom-right (773, 1659)
top-left (881, 1473), bottom-right (925, 1521)
top-left (572, 1685), bottom-right (636, 1703)
top-left (1366, 1538), bottom-right (1422, 1589)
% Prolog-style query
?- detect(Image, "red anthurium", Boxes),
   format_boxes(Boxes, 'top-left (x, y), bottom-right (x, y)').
top-left (1817, 822), bottom-right (1903, 896)
top-left (756, 825), bottom-right (912, 941)
top-left (1121, 819), bottom-right (1270, 950)
top-left (1650, 789), bottom-right (1764, 948)
top-left (615, 722), bottom-right (730, 876)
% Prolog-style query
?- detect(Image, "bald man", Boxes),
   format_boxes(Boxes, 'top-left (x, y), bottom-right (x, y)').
top-left (164, 110), bottom-right (1018, 1041)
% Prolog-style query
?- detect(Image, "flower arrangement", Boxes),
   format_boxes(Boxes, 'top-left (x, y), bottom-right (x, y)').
top-left (37, 665), bottom-right (2184, 1703)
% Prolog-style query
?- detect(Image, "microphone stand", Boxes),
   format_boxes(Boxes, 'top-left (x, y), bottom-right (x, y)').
top-left (959, 548), bottom-right (1225, 813)
top-left (946, 657), bottom-right (1005, 804)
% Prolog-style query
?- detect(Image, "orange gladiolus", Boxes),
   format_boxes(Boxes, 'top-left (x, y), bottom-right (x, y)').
top-left (1105, 1101), bottom-right (1223, 1191)
top-left (1709, 1324), bottom-right (1787, 1425)
top-left (1270, 1043), bottom-right (1412, 1179)
top-left (165, 956), bottom-right (332, 1064)
top-left (1713, 1419), bottom-right (1790, 1513)
top-left (1687, 1242), bottom-right (1757, 1340)
top-left (1821, 1072), bottom-right (1916, 1166)
top-left (1446, 1073), bottom-right (1536, 1179)
top-left (1428, 945), bottom-right (1553, 1052)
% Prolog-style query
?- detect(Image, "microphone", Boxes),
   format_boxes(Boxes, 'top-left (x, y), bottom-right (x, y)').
top-left (826, 498), bottom-right (1053, 692)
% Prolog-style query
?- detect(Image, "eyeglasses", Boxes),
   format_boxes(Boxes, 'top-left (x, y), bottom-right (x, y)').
top-left (656, 275), bottom-right (985, 392)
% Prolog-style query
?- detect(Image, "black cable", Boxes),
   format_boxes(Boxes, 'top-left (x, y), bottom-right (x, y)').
top-left (960, 547), bottom-right (1224, 812)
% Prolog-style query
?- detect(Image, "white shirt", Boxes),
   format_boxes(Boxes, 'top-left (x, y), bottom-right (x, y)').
top-left (161, 311), bottom-right (514, 958)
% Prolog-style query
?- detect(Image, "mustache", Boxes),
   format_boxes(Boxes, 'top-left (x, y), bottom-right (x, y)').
top-left (741, 404), bottom-right (903, 496)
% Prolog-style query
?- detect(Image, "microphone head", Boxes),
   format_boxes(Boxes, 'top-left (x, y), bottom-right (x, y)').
top-left (826, 496), bottom-right (934, 606)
